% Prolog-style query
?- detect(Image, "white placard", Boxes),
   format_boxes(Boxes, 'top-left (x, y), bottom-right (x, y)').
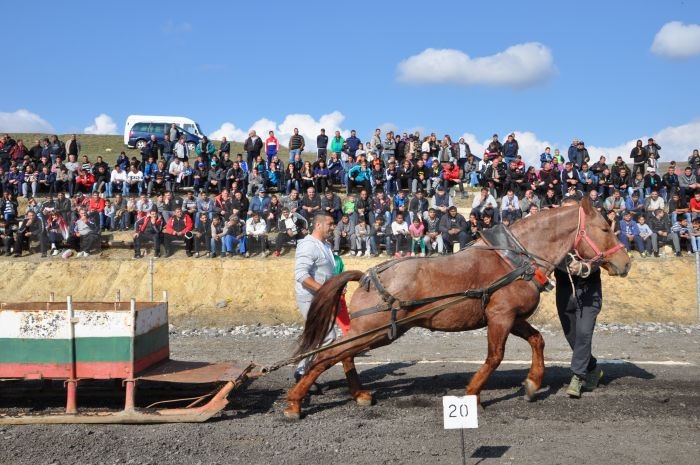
top-left (442, 395), bottom-right (478, 429)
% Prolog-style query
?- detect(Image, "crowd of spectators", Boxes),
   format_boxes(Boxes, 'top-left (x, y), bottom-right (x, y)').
top-left (0, 130), bottom-right (698, 259)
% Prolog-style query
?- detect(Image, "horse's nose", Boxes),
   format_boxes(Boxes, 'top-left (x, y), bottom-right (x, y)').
top-left (621, 261), bottom-right (632, 277)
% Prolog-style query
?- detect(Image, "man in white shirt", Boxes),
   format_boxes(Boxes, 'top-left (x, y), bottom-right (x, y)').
top-left (500, 189), bottom-right (521, 224)
top-left (472, 187), bottom-right (500, 222)
top-left (125, 165), bottom-right (144, 195)
top-left (245, 211), bottom-right (268, 257)
top-left (109, 164), bottom-right (127, 198)
top-left (293, 212), bottom-right (336, 380)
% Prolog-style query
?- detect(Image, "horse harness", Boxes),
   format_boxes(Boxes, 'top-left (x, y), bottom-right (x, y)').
top-left (352, 225), bottom-right (552, 340)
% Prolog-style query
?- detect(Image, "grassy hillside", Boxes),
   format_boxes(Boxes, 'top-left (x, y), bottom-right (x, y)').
top-left (8, 133), bottom-right (296, 166)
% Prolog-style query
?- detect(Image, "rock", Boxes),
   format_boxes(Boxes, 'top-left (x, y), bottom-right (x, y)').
top-left (214, 299), bottom-right (227, 308)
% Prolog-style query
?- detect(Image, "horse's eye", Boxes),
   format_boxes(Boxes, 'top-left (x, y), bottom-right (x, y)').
top-left (602, 227), bottom-right (610, 233)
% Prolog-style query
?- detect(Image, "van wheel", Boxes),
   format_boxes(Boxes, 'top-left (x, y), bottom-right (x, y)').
top-left (187, 142), bottom-right (197, 152)
top-left (135, 139), bottom-right (147, 150)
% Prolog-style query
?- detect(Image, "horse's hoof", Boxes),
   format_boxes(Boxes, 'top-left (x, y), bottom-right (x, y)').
top-left (523, 379), bottom-right (538, 402)
top-left (354, 391), bottom-right (373, 406)
top-left (283, 402), bottom-right (301, 420)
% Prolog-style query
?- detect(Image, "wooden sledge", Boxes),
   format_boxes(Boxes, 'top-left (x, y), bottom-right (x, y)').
top-left (0, 296), bottom-right (252, 424)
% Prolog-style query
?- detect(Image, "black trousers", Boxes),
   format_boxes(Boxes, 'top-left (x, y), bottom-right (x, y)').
top-left (554, 268), bottom-right (602, 378)
top-left (67, 233), bottom-right (100, 253)
top-left (17, 232), bottom-right (47, 255)
top-left (134, 232), bottom-right (161, 256)
top-left (163, 233), bottom-right (193, 255)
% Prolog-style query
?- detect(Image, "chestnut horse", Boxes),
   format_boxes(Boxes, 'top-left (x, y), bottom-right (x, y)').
top-left (284, 197), bottom-right (631, 419)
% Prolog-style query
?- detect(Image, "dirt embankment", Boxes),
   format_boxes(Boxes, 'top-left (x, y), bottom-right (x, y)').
top-left (0, 253), bottom-right (696, 326)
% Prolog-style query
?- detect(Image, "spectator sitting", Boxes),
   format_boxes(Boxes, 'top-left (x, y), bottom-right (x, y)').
top-left (618, 211), bottom-right (645, 257)
top-left (321, 188), bottom-right (342, 223)
top-left (163, 207), bottom-right (194, 258)
top-left (245, 211), bottom-right (269, 257)
top-left (354, 215), bottom-right (371, 257)
top-left (649, 209), bottom-right (673, 257)
top-left (471, 187), bottom-right (498, 221)
top-left (423, 208), bottom-right (443, 255)
top-left (274, 207), bottom-right (308, 256)
top-left (670, 216), bottom-right (691, 256)
top-left (439, 205), bottom-right (468, 253)
top-left (390, 212), bottom-right (410, 257)
top-left (603, 189), bottom-right (625, 218)
top-left (644, 190), bottom-right (665, 219)
top-left (68, 209), bottom-right (100, 257)
top-left (334, 213), bottom-right (356, 255)
top-left (248, 188), bottom-right (271, 219)
top-left (408, 216), bottom-right (426, 257)
top-left (624, 191), bottom-right (645, 218)
top-left (192, 212), bottom-right (211, 257)
top-left (637, 215), bottom-right (653, 256)
top-left (134, 208), bottom-right (163, 259)
top-left (500, 189), bottom-right (522, 224)
top-left (431, 185), bottom-right (453, 219)
top-left (691, 218), bottom-right (700, 255)
top-left (224, 214), bottom-right (246, 257)
top-left (368, 216), bottom-right (387, 257)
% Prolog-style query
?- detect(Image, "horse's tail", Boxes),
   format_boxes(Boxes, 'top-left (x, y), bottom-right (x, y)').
top-left (295, 270), bottom-right (364, 356)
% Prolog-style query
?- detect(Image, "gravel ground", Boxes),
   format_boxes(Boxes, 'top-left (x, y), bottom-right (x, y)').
top-left (1, 323), bottom-right (699, 465)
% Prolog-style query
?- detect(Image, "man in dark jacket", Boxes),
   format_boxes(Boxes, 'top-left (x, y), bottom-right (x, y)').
top-left (243, 130), bottom-right (264, 168)
top-left (438, 205), bottom-right (468, 252)
top-left (316, 129), bottom-right (329, 160)
top-left (15, 210), bottom-right (47, 257)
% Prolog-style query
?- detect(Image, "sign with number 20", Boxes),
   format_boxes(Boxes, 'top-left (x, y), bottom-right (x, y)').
top-left (442, 395), bottom-right (478, 429)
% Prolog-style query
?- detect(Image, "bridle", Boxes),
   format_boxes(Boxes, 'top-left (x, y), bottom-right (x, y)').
top-left (572, 207), bottom-right (625, 265)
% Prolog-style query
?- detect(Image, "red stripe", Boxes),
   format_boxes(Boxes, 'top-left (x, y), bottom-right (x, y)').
top-left (133, 346), bottom-right (170, 375)
top-left (0, 347), bottom-right (170, 380)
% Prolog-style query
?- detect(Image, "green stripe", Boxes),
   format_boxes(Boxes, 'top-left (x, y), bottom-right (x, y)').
top-left (134, 324), bottom-right (169, 361)
top-left (0, 325), bottom-right (168, 364)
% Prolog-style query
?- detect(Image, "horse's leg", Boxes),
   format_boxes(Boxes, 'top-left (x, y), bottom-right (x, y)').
top-left (342, 356), bottom-right (372, 406)
top-left (284, 333), bottom-right (390, 419)
top-left (510, 318), bottom-right (545, 401)
top-left (465, 313), bottom-right (513, 405)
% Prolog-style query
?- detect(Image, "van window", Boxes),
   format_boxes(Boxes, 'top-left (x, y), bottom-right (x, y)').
top-left (133, 123), bottom-right (150, 132)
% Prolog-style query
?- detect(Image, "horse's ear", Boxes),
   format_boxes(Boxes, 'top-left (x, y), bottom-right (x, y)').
top-left (581, 193), bottom-right (594, 215)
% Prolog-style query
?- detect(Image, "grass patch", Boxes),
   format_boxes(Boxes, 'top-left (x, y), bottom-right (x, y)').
top-left (8, 133), bottom-right (301, 166)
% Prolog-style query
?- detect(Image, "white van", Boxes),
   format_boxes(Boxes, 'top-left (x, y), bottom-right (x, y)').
top-left (123, 115), bottom-right (204, 146)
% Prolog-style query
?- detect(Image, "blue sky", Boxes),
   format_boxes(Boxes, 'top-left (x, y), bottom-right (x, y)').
top-left (2, 0), bottom-right (700, 167)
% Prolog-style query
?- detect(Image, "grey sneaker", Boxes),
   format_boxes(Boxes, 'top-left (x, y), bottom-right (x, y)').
top-left (566, 375), bottom-right (583, 398)
top-left (584, 367), bottom-right (604, 390)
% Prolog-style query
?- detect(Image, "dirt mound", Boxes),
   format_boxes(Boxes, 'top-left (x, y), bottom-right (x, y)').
top-left (0, 246), bottom-right (696, 325)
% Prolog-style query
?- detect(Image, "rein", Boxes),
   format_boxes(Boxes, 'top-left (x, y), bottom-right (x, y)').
top-left (260, 264), bottom-right (534, 374)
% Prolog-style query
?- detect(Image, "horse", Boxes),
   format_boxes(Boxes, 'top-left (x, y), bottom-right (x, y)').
top-left (284, 196), bottom-right (631, 419)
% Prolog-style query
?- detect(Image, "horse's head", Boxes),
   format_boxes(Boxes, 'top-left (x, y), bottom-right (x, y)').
top-left (573, 196), bottom-right (631, 277)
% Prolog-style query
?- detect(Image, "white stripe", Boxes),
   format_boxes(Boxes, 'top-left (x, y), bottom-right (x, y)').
top-left (0, 304), bottom-right (168, 339)
top-left (352, 359), bottom-right (694, 367)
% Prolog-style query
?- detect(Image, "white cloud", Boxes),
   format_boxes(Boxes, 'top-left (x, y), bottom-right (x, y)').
top-left (396, 42), bottom-right (557, 88)
top-left (84, 113), bottom-right (118, 135)
top-left (210, 111), bottom-right (350, 151)
top-left (209, 122), bottom-right (248, 141)
top-left (651, 21), bottom-right (700, 59)
top-left (0, 109), bottom-right (54, 133)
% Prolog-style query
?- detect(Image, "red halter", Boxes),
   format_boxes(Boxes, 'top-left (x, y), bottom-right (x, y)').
top-left (572, 207), bottom-right (625, 264)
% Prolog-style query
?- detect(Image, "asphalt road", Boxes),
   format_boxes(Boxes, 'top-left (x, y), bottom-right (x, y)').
top-left (1, 325), bottom-right (698, 465)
